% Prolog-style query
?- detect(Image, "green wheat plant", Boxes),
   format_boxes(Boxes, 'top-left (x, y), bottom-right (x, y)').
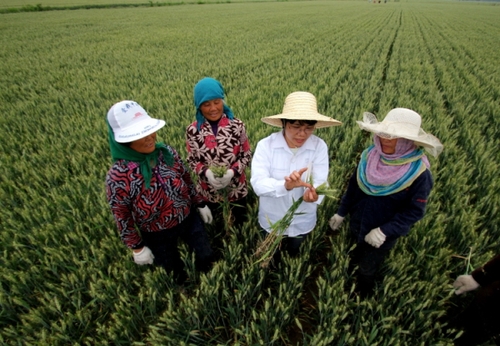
top-left (254, 182), bottom-right (337, 269)
top-left (209, 165), bottom-right (227, 178)
top-left (452, 247), bottom-right (476, 275)
top-left (209, 165), bottom-right (235, 233)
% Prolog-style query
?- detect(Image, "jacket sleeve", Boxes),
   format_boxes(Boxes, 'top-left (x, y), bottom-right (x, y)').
top-left (231, 120), bottom-right (252, 176)
top-left (169, 145), bottom-right (204, 207)
top-left (106, 167), bottom-right (144, 250)
top-left (250, 138), bottom-right (289, 198)
top-left (185, 123), bottom-right (206, 175)
top-left (472, 254), bottom-right (500, 287)
top-left (380, 170), bottom-right (434, 238)
top-left (310, 139), bottom-right (329, 205)
top-left (337, 171), bottom-right (359, 217)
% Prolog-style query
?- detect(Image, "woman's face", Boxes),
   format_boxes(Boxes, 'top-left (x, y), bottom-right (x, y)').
top-left (199, 98), bottom-right (224, 122)
top-left (379, 137), bottom-right (398, 154)
top-left (283, 121), bottom-right (315, 148)
top-left (129, 132), bottom-right (157, 154)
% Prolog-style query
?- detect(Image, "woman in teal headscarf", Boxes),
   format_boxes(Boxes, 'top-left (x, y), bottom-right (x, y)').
top-left (186, 78), bottom-right (252, 237)
top-left (106, 100), bottom-right (214, 284)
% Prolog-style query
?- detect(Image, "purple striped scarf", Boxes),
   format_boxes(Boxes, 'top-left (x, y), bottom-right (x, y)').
top-left (365, 135), bottom-right (430, 186)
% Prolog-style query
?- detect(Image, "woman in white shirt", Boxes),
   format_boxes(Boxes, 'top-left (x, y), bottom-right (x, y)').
top-left (251, 91), bottom-right (341, 261)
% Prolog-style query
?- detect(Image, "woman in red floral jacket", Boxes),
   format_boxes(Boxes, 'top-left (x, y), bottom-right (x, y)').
top-left (106, 100), bottom-right (214, 284)
top-left (186, 77), bottom-right (252, 232)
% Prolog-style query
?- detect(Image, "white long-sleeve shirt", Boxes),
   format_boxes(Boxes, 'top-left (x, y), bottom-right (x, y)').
top-left (250, 131), bottom-right (328, 237)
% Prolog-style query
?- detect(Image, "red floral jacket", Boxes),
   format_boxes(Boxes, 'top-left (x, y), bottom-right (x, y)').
top-left (106, 146), bottom-right (202, 249)
top-left (186, 114), bottom-right (252, 203)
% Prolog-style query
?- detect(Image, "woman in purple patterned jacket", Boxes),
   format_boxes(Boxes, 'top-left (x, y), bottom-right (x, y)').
top-left (106, 100), bottom-right (214, 284)
top-left (186, 78), bottom-right (252, 233)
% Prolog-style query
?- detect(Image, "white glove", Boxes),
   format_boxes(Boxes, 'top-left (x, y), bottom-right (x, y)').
top-left (216, 169), bottom-right (234, 188)
top-left (133, 246), bottom-right (154, 265)
top-left (205, 169), bottom-right (224, 190)
top-left (198, 205), bottom-right (213, 224)
top-left (329, 214), bottom-right (344, 230)
top-left (364, 227), bottom-right (386, 248)
top-left (453, 275), bottom-right (480, 295)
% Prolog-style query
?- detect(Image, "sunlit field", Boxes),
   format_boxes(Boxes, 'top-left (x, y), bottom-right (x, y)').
top-left (1, 0), bottom-right (499, 344)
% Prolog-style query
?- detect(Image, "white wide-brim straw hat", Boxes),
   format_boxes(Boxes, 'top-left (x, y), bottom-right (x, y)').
top-left (357, 108), bottom-right (443, 157)
top-left (261, 91), bottom-right (342, 129)
top-left (108, 100), bottom-right (166, 143)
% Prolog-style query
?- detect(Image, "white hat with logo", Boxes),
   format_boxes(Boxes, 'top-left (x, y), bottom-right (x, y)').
top-left (107, 100), bottom-right (165, 143)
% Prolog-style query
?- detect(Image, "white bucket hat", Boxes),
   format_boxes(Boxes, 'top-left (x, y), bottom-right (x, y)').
top-left (357, 108), bottom-right (443, 157)
top-left (261, 91), bottom-right (342, 129)
top-left (107, 100), bottom-right (165, 143)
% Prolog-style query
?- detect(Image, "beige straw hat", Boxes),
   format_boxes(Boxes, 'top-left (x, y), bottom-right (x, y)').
top-left (261, 91), bottom-right (342, 129)
top-left (357, 108), bottom-right (443, 157)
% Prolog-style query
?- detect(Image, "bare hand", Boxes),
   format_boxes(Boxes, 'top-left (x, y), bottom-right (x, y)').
top-left (303, 186), bottom-right (318, 202)
top-left (284, 167), bottom-right (312, 190)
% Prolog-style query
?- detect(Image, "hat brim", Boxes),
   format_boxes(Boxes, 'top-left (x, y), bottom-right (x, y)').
top-left (356, 120), bottom-right (443, 157)
top-left (261, 112), bottom-right (342, 129)
top-left (115, 118), bottom-right (166, 143)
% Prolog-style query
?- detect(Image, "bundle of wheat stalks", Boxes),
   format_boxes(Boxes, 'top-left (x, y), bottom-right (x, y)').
top-left (254, 182), bottom-right (337, 268)
top-left (209, 165), bottom-right (227, 178)
top-left (209, 165), bottom-right (234, 232)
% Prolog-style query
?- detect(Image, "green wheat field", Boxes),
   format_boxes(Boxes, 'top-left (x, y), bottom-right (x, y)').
top-left (1, 0), bottom-right (499, 344)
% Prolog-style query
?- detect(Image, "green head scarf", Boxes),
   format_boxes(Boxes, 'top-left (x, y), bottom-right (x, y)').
top-left (194, 77), bottom-right (234, 130)
top-left (107, 121), bottom-right (173, 188)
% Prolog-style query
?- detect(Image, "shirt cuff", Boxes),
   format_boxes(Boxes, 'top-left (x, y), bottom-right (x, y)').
top-left (275, 180), bottom-right (289, 197)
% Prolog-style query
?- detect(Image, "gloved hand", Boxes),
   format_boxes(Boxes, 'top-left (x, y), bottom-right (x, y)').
top-left (216, 169), bottom-right (234, 188)
top-left (133, 246), bottom-right (154, 265)
top-left (364, 227), bottom-right (386, 248)
top-left (198, 205), bottom-right (213, 224)
top-left (329, 214), bottom-right (344, 230)
top-left (453, 275), bottom-right (480, 295)
top-left (205, 169), bottom-right (223, 190)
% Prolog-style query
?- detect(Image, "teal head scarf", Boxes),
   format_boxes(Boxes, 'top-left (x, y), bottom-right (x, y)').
top-left (194, 77), bottom-right (234, 130)
top-left (107, 121), bottom-right (173, 188)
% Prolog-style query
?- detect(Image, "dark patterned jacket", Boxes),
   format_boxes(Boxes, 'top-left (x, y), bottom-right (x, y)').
top-left (106, 146), bottom-right (203, 249)
top-left (186, 114), bottom-right (252, 203)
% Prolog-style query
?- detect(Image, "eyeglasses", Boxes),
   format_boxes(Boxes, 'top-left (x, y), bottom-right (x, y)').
top-left (286, 124), bottom-right (315, 134)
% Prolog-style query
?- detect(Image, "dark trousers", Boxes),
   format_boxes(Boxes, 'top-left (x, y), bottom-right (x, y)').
top-left (452, 281), bottom-right (500, 346)
top-left (141, 209), bottom-right (214, 281)
top-left (349, 240), bottom-right (390, 297)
